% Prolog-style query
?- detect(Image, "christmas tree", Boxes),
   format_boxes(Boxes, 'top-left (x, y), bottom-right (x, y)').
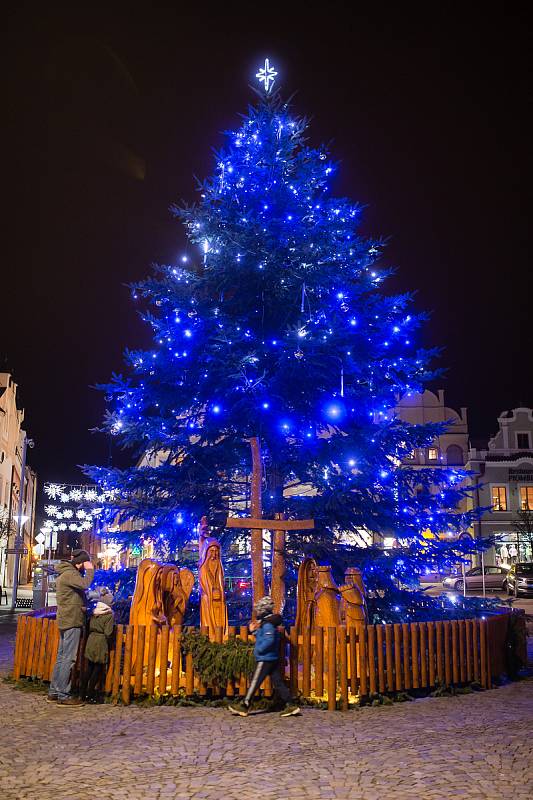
top-left (86, 63), bottom-right (482, 604)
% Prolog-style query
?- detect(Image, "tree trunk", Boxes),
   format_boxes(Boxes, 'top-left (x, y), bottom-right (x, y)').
top-left (249, 437), bottom-right (265, 604)
top-left (269, 468), bottom-right (286, 614)
top-left (271, 518), bottom-right (286, 614)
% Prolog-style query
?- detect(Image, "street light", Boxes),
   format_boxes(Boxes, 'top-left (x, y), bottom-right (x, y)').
top-left (10, 434), bottom-right (34, 610)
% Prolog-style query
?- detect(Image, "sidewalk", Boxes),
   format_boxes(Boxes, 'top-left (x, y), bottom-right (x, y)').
top-left (0, 626), bottom-right (531, 800)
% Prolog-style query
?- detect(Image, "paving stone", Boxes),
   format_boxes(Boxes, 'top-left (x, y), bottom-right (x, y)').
top-left (0, 626), bottom-right (532, 799)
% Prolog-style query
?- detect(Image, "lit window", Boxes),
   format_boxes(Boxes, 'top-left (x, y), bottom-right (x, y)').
top-left (520, 486), bottom-right (533, 510)
top-left (492, 486), bottom-right (507, 511)
top-left (516, 433), bottom-right (530, 449)
top-left (428, 448), bottom-right (439, 461)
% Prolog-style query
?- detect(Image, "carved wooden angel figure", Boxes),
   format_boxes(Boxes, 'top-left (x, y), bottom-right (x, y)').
top-left (198, 516), bottom-right (228, 639)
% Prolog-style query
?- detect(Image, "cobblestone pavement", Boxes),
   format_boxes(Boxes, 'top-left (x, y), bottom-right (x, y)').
top-left (0, 623), bottom-right (532, 800)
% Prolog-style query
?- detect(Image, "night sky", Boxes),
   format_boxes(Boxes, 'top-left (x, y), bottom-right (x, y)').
top-left (4, 6), bottom-right (531, 486)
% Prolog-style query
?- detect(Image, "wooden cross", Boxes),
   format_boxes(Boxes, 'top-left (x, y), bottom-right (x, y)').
top-left (226, 513), bottom-right (314, 612)
top-left (225, 438), bottom-right (314, 611)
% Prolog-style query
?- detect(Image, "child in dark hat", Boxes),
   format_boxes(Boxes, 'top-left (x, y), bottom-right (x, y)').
top-left (229, 596), bottom-right (300, 717)
top-left (80, 588), bottom-right (114, 703)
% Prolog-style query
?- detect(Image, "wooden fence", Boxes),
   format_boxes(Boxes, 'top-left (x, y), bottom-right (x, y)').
top-left (12, 612), bottom-right (525, 710)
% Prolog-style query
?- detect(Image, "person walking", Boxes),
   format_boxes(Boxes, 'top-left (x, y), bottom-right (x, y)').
top-left (80, 590), bottom-right (114, 703)
top-left (229, 596), bottom-right (301, 717)
top-left (47, 549), bottom-right (94, 707)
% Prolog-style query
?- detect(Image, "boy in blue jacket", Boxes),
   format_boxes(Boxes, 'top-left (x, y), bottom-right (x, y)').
top-left (229, 596), bottom-right (300, 717)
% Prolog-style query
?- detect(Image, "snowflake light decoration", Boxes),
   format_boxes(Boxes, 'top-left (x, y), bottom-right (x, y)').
top-left (42, 482), bottom-right (107, 535)
top-left (44, 483), bottom-right (65, 499)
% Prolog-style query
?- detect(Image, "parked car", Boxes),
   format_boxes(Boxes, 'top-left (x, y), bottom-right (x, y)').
top-left (442, 565), bottom-right (508, 593)
top-left (505, 563), bottom-right (533, 596)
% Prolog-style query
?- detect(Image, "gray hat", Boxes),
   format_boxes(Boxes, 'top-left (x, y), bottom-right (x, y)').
top-left (98, 590), bottom-right (113, 606)
top-left (98, 588), bottom-right (114, 606)
top-left (254, 595), bottom-right (274, 618)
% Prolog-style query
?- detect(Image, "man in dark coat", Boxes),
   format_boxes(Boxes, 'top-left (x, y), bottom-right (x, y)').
top-left (47, 549), bottom-right (94, 707)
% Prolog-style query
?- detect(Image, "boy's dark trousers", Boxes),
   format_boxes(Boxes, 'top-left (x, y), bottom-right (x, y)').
top-left (244, 661), bottom-right (291, 706)
top-left (80, 660), bottom-right (105, 700)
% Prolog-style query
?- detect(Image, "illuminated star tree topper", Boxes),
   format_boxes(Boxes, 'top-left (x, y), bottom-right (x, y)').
top-left (256, 58), bottom-right (278, 93)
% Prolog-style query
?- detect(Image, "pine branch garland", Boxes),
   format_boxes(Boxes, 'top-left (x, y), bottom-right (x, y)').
top-left (180, 629), bottom-right (255, 685)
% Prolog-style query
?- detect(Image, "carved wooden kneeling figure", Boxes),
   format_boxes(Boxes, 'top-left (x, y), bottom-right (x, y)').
top-left (314, 565), bottom-right (341, 629)
top-left (129, 558), bottom-right (194, 671)
top-left (339, 567), bottom-right (367, 626)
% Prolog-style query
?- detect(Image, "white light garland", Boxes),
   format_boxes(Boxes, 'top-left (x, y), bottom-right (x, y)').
top-left (43, 482), bottom-right (108, 534)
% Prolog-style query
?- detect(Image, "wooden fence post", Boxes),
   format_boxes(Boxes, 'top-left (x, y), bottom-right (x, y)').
top-left (239, 625), bottom-right (248, 696)
top-left (480, 618), bottom-right (488, 689)
top-left (451, 620), bottom-right (459, 684)
top-left (427, 622), bottom-right (435, 687)
top-left (327, 626), bottom-right (337, 711)
top-left (465, 619), bottom-right (473, 683)
top-left (171, 625), bottom-right (182, 696)
top-left (30, 618), bottom-right (43, 678)
top-left (13, 616), bottom-right (26, 680)
top-left (348, 625), bottom-right (357, 696)
top-left (25, 617), bottom-right (37, 677)
top-left (339, 626), bottom-right (348, 710)
top-left (145, 625), bottom-right (158, 697)
top-left (302, 628), bottom-right (311, 698)
top-left (37, 618), bottom-right (50, 679)
top-left (122, 625), bottom-right (134, 705)
top-left (367, 625), bottom-right (377, 696)
top-left (358, 624), bottom-right (368, 698)
top-left (376, 625), bottom-right (385, 694)
top-left (289, 626), bottom-right (298, 697)
top-left (393, 623), bottom-right (402, 691)
top-left (443, 621), bottom-right (451, 686)
top-left (473, 618), bottom-right (480, 683)
top-left (198, 626), bottom-right (209, 696)
top-left (315, 626), bottom-right (324, 697)
top-left (226, 626), bottom-right (236, 697)
top-left (158, 625), bottom-right (170, 696)
top-left (458, 620), bottom-right (466, 683)
top-left (419, 622), bottom-right (428, 688)
top-left (133, 625), bottom-right (146, 696)
top-left (410, 623), bottom-right (419, 689)
top-left (401, 623), bottom-right (411, 691)
top-left (185, 627), bottom-right (194, 696)
top-left (215, 626), bottom-right (225, 696)
top-left (385, 625), bottom-right (394, 693)
top-left (47, 623), bottom-right (60, 682)
top-left (111, 624), bottom-right (123, 701)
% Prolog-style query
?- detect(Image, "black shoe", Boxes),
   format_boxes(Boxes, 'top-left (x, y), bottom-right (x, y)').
top-left (46, 694), bottom-right (58, 704)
